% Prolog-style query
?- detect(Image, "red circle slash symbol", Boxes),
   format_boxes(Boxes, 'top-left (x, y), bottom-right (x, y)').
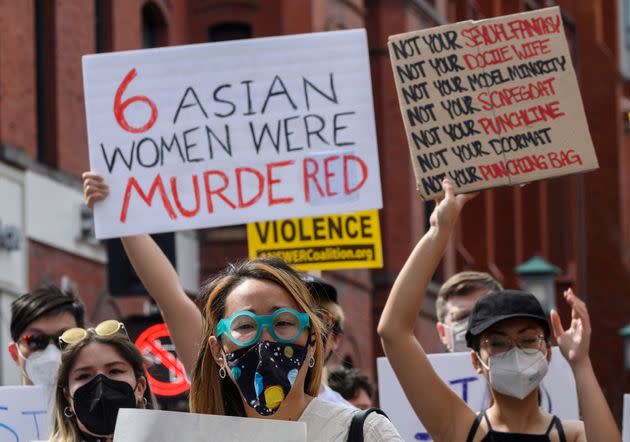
top-left (135, 323), bottom-right (189, 397)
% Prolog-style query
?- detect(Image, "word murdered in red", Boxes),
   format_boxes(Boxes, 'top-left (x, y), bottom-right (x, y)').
top-left (135, 323), bottom-right (189, 397)
top-left (119, 154), bottom-right (369, 223)
top-left (114, 68), bottom-right (158, 134)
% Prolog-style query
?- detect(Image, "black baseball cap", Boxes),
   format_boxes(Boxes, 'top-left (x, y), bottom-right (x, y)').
top-left (300, 274), bottom-right (338, 304)
top-left (465, 290), bottom-right (550, 349)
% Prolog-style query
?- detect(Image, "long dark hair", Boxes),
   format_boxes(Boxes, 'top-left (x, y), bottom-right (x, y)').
top-left (189, 257), bottom-right (325, 416)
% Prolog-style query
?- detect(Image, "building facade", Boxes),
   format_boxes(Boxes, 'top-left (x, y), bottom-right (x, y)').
top-left (0, 0), bottom-right (627, 421)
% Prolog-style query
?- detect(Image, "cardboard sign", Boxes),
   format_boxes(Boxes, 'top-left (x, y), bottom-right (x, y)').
top-left (113, 409), bottom-right (306, 441)
top-left (246, 210), bottom-right (383, 270)
top-left (388, 7), bottom-right (598, 200)
top-left (377, 348), bottom-right (579, 442)
top-left (83, 29), bottom-right (382, 239)
top-left (0, 386), bottom-right (50, 441)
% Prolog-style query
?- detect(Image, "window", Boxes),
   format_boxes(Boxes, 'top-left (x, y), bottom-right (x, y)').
top-left (95, 0), bottom-right (113, 53)
top-left (208, 23), bottom-right (252, 42)
top-left (35, 0), bottom-right (57, 166)
top-left (142, 2), bottom-right (168, 48)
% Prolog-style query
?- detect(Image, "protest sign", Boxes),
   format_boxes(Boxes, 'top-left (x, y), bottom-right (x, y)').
top-left (247, 210), bottom-right (383, 270)
top-left (0, 386), bottom-right (50, 441)
top-left (623, 394), bottom-right (630, 442)
top-left (113, 408), bottom-right (306, 441)
top-left (388, 6), bottom-right (598, 200)
top-left (377, 348), bottom-right (578, 441)
top-left (83, 29), bottom-right (382, 239)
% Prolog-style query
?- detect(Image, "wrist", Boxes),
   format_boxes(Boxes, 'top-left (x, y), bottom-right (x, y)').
top-left (431, 220), bottom-right (456, 236)
top-left (570, 355), bottom-right (593, 375)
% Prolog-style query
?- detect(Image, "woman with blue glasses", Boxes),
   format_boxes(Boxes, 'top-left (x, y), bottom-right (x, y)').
top-left (83, 171), bottom-right (401, 441)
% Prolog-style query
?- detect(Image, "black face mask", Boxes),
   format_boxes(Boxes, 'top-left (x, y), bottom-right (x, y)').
top-left (72, 374), bottom-right (138, 437)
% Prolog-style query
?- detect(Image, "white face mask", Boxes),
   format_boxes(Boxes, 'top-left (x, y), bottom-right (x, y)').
top-left (444, 318), bottom-right (469, 352)
top-left (477, 347), bottom-right (548, 400)
top-left (22, 344), bottom-right (62, 387)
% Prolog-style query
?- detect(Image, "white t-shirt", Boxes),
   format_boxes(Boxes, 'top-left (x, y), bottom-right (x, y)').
top-left (298, 398), bottom-right (402, 442)
top-left (318, 383), bottom-right (355, 408)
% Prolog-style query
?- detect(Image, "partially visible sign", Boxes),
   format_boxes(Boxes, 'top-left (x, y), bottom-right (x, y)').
top-left (388, 6), bottom-right (598, 200)
top-left (377, 348), bottom-right (578, 442)
top-left (623, 394), bottom-right (629, 442)
top-left (135, 323), bottom-right (190, 397)
top-left (83, 29), bottom-right (382, 239)
top-left (0, 386), bottom-right (50, 441)
top-left (114, 409), bottom-right (306, 441)
top-left (247, 210), bottom-right (383, 270)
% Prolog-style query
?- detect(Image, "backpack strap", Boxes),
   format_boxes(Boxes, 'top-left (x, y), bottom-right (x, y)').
top-left (346, 408), bottom-right (389, 442)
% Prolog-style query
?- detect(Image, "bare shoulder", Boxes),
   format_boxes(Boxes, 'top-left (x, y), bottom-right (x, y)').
top-left (560, 419), bottom-right (585, 442)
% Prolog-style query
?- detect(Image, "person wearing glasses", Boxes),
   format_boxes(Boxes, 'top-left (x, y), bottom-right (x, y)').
top-left (9, 285), bottom-right (85, 387)
top-left (377, 179), bottom-right (621, 442)
top-left (49, 320), bottom-right (154, 442)
top-left (82, 172), bottom-right (401, 441)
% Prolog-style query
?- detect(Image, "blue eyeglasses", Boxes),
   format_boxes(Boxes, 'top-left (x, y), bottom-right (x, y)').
top-left (217, 308), bottom-right (310, 347)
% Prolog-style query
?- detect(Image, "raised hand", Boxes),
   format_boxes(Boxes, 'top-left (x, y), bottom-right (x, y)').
top-left (549, 288), bottom-right (591, 366)
top-left (429, 178), bottom-right (478, 230)
top-left (82, 171), bottom-right (110, 209)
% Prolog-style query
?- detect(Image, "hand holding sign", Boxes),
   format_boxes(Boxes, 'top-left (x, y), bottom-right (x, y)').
top-left (429, 178), bottom-right (477, 230)
top-left (83, 171), bottom-right (109, 209)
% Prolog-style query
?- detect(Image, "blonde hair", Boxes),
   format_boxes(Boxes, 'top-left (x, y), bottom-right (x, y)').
top-left (436, 271), bottom-right (503, 322)
top-left (189, 257), bottom-right (325, 415)
top-left (49, 332), bottom-right (154, 442)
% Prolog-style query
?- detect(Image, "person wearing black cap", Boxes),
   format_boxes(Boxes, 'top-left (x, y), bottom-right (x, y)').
top-left (9, 285), bottom-right (85, 387)
top-left (378, 179), bottom-right (621, 442)
top-left (301, 274), bottom-right (354, 407)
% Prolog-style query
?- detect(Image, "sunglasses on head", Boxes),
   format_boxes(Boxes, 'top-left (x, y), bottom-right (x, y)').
top-left (59, 320), bottom-right (128, 350)
top-left (18, 333), bottom-right (64, 352)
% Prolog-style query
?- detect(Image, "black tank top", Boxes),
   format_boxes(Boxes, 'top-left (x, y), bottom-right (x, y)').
top-left (466, 410), bottom-right (567, 442)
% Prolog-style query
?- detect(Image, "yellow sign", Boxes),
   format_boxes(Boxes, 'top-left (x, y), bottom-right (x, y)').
top-left (247, 210), bottom-right (383, 271)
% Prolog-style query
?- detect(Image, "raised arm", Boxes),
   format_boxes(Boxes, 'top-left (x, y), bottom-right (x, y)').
top-left (377, 179), bottom-right (477, 442)
top-left (550, 289), bottom-right (621, 442)
top-left (83, 172), bottom-right (203, 375)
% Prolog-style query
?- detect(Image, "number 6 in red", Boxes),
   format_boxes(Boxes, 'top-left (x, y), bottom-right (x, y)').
top-left (113, 68), bottom-right (158, 133)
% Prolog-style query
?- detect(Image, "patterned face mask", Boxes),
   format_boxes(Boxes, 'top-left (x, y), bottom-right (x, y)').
top-left (225, 340), bottom-right (308, 416)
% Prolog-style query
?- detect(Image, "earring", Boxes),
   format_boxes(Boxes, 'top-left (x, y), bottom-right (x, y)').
top-left (63, 407), bottom-right (74, 418)
top-left (219, 367), bottom-right (227, 379)
top-left (308, 356), bottom-right (315, 368)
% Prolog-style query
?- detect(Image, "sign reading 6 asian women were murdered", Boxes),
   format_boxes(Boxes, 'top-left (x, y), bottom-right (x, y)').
top-left (388, 7), bottom-right (598, 200)
top-left (83, 30), bottom-right (382, 239)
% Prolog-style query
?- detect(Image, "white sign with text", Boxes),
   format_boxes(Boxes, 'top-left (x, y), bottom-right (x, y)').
top-left (113, 408), bottom-right (306, 442)
top-left (377, 348), bottom-right (578, 441)
top-left (0, 386), bottom-right (50, 442)
top-left (83, 29), bottom-right (382, 239)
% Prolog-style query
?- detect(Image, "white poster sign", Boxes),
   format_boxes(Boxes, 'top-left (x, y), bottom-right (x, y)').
top-left (113, 409), bottom-right (306, 442)
top-left (83, 29), bottom-right (382, 239)
top-left (0, 386), bottom-right (50, 441)
top-left (377, 348), bottom-right (578, 441)
top-left (623, 394), bottom-right (630, 442)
